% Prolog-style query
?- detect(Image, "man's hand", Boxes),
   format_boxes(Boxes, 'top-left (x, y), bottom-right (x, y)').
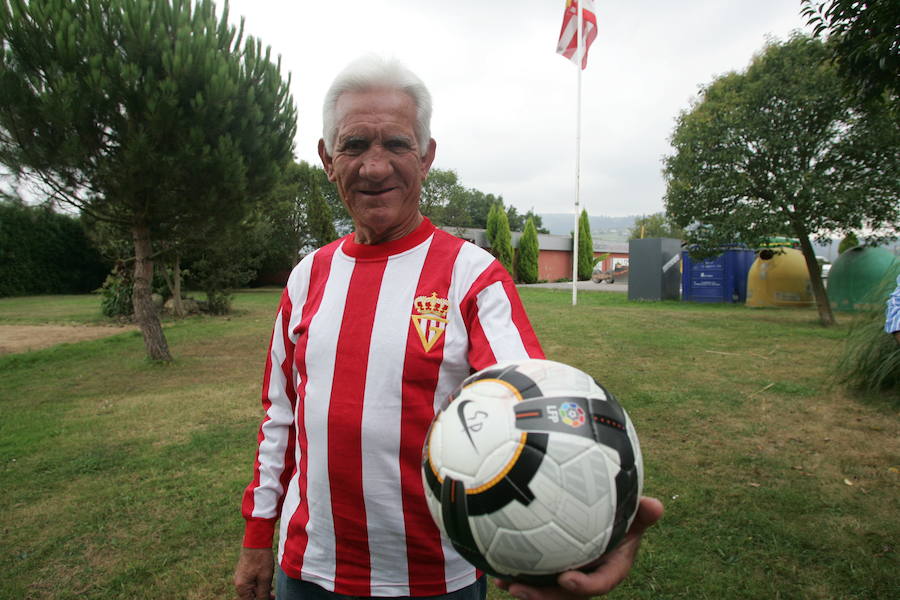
top-left (494, 496), bottom-right (664, 600)
top-left (234, 547), bottom-right (275, 600)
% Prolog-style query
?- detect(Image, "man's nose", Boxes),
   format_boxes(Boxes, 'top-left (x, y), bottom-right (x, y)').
top-left (359, 146), bottom-right (394, 180)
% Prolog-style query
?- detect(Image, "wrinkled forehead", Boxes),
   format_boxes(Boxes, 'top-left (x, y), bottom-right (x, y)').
top-left (334, 87), bottom-right (418, 130)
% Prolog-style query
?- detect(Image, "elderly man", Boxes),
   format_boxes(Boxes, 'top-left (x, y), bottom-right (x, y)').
top-left (234, 55), bottom-right (662, 600)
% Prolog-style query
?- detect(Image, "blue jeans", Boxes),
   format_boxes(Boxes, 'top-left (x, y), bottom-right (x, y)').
top-left (275, 568), bottom-right (487, 600)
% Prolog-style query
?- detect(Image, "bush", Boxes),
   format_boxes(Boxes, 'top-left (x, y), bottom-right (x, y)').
top-left (515, 218), bottom-right (539, 284)
top-left (99, 271), bottom-right (133, 318)
top-left (577, 209), bottom-right (594, 281)
top-left (493, 209), bottom-right (514, 276)
top-left (99, 263), bottom-right (170, 318)
top-left (204, 290), bottom-right (233, 315)
top-left (838, 232), bottom-right (859, 254)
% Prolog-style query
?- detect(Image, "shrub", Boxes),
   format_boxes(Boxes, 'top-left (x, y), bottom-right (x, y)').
top-left (515, 218), bottom-right (539, 284)
top-left (493, 208), bottom-right (514, 276)
top-left (577, 209), bottom-right (594, 281)
top-left (99, 271), bottom-right (133, 318)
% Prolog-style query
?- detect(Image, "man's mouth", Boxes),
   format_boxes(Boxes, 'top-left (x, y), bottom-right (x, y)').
top-left (359, 187), bottom-right (396, 197)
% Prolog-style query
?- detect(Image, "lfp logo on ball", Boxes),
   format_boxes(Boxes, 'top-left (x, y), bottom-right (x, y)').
top-left (546, 401), bottom-right (586, 428)
top-left (559, 401), bottom-right (586, 427)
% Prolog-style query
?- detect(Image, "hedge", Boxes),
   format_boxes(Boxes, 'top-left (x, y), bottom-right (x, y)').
top-left (0, 201), bottom-right (110, 297)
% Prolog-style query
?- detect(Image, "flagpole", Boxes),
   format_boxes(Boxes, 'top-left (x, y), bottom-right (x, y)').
top-left (571, 1), bottom-right (583, 306)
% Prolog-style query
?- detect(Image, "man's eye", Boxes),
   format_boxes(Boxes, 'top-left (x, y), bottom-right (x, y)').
top-left (385, 139), bottom-right (413, 152)
top-left (340, 139), bottom-right (369, 153)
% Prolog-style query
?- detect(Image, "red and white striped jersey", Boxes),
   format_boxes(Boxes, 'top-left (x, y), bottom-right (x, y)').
top-left (242, 218), bottom-right (544, 596)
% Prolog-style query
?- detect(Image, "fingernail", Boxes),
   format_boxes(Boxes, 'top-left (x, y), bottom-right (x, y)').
top-left (563, 579), bottom-right (578, 591)
top-left (514, 592), bottom-right (530, 600)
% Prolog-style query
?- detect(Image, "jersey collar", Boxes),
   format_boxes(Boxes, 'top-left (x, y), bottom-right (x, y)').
top-left (341, 217), bottom-right (436, 260)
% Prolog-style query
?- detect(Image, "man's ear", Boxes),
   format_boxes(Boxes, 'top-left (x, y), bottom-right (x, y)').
top-left (318, 139), bottom-right (336, 182)
top-left (420, 138), bottom-right (437, 179)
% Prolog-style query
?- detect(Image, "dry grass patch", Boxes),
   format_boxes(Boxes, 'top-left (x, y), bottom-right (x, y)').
top-left (0, 324), bottom-right (137, 355)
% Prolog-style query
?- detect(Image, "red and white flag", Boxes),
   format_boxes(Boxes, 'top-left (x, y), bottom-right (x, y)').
top-left (556, 0), bottom-right (598, 70)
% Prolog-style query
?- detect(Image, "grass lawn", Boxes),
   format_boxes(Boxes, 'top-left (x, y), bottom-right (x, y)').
top-left (0, 288), bottom-right (897, 599)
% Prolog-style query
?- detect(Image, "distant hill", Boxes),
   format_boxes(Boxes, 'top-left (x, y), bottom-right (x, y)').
top-left (539, 213), bottom-right (637, 238)
top-left (538, 214), bottom-right (899, 257)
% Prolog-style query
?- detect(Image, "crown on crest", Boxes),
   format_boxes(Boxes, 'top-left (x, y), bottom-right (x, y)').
top-left (414, 292), bottom-right (449, 319)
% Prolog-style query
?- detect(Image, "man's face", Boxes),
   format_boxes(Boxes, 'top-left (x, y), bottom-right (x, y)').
top-left (319, 88), bottom-right (436, 244)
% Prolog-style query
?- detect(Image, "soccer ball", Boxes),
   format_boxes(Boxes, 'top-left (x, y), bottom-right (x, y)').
top-left (421, 358), bottom-right (643, 584)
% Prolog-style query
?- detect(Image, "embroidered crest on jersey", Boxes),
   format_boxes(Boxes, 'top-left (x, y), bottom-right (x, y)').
top-left (411, 292), bottom-right (450, 352)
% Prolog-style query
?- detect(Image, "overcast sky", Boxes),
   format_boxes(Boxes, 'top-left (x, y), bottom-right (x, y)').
top-left (227, 1), bottom-right (809, 217)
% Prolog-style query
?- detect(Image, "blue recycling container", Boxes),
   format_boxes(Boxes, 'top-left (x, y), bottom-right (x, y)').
top-left (682, 249), bottom-right (756, 303)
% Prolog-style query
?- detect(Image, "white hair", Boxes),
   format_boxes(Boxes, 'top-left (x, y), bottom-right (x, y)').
top-left (321, 55), bottom-right (433, 157)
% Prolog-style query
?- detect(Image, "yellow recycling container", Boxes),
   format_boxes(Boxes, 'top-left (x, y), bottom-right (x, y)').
top-left (746, 248), bottom-right (814, 307)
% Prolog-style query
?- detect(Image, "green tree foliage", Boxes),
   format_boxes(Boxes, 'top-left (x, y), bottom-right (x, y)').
top-left (307, 178), bottom-right (338, 250)
top-left (0, 0), bottom-right (296, 360)
top-left (838, 231), bottom-right (859, 254)
top-left (663, 34), bottom-right (899, 326)
top-left (493, 207), bottom-right (514, 275)
top-left (249, 163), bottom-right (306, 280)
top-left (246, 160), bottom-right (343, 286)
top-left (420, 168), bottom-right (513, 231)
top-left (421, 168), bottom-right (460, 223)
top-left (802, 0), bottom-right (899, 111)
top-left (272, 162), bottom-right (340, 253)
top-left (523, 209), bottom-right (550, 234)
top-left (515, 217), bottom-right (540, 284)
top-left (0, 200), bottom-right (108, 296)
top-left (628, 212), bottom-right (684, 240)
top-left (577, 209), bottom-right (593, 281)
top-left (506, 205), bottom-right (523, 232)
top-left (185, 217), bottom-right (272, 314)
top-left (439, 185), bottom-right (475, 229)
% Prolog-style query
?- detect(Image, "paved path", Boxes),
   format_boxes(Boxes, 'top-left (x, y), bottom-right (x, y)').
top-left (518, 280), bottom-right (628, 293)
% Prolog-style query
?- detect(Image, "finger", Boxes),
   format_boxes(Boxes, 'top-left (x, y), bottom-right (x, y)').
top-left (503, 582), bottom-right (548, 600)
top-left (234, 582), bottom-right (255, 600)
top-left (495, 498), bottom-right (665, 599)
top-left (555, 497), bottom-right (664, 596)
top-left (255, 581), bottom-right (273, 600)
top-left (630, 496), bottom-right (665, 535)
top-left (557, 551), bottom-right (631, 596)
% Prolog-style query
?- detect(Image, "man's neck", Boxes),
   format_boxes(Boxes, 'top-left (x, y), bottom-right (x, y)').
top-left (353, 212), bottom-right (424, 245)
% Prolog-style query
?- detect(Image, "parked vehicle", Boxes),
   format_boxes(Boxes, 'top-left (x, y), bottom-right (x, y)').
top-left (592, 264), bottom-right (629, 283)
top-left (816, 256), bottom-right (832, 278)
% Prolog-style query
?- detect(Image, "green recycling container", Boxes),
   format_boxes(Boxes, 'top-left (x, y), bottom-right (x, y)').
top-left (827, 246), bottom-right (899, 312)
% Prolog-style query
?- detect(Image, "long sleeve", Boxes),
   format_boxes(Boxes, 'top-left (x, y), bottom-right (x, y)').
top-left (461, 258), bottom-right (544, 369)
top-left (241, 287), bottom-right (299, 548)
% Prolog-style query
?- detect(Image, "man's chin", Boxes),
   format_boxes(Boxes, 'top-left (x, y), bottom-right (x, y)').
top-left (351, 208), bottom-right (422, 244)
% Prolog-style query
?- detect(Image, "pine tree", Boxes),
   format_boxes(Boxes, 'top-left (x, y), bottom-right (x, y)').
top-left (0, 0), bottom-right (296, 360)
top-left (577, 209), bottom-right (594, 280)
top-left (515, 218), bottom-right (540, 284)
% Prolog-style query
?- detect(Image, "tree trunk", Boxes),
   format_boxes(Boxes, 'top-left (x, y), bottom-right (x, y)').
top-left (172, 254), bottom-right (184, 318)
top-left (158, 254), bottom-right (185, 318)
top-left (132, 223), bottom-right (172, 361)
top-left (795, 231), bottom-right (836, 327)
